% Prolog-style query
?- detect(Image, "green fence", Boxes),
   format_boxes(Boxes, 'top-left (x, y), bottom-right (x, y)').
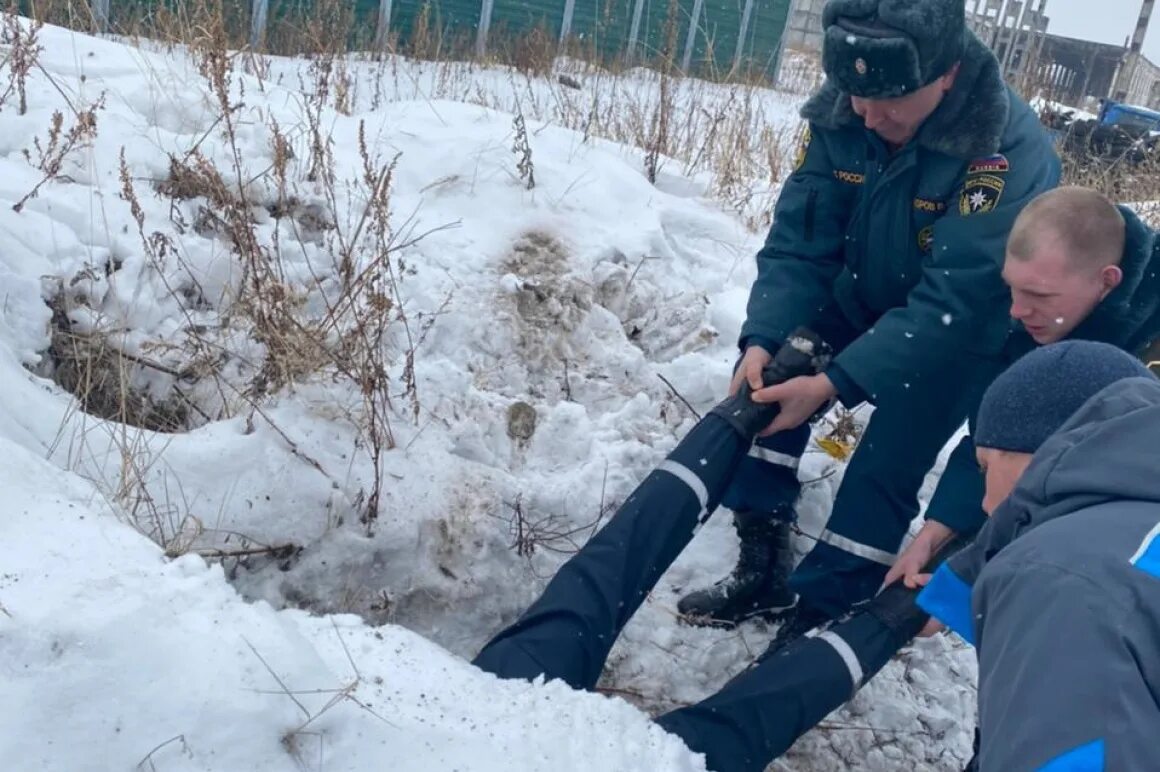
top-left (32, 0), bottom-right (793, 79)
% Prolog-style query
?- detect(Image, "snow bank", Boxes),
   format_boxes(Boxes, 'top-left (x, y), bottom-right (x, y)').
top-left (0, 431), bottom-right (705, 771)
top-left (0, 15), bottom-right (977, 771)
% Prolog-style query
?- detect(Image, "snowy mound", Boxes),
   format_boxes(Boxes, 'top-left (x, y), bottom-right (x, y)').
top-left (0, 15), bottom-right (977, 771)
top-left (0, 431), bottom-right (707, 771)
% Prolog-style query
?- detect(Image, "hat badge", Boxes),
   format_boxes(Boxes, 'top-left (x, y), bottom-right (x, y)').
top-left (854, 57), bottom-right (867, 75)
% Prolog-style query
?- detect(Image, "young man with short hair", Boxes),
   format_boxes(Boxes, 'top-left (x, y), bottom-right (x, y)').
top-left (886, 186), bottom-right (1160, 588)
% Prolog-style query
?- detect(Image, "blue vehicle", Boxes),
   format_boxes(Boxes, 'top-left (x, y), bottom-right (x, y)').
top-left (1043, 98), bottom-right (1160, 169)
top-left (1096, 99), bottom-right (1160, 135)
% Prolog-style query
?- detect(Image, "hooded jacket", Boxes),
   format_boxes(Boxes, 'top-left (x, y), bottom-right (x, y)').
top-left (739, 30), bottom-right (1061, 408)
top-left (918, 376), bottom-right (1160, 771)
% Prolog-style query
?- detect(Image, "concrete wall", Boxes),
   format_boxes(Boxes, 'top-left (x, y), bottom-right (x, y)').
top-left (1122, 53), bottom-right (1160, 109)
top-left (781, 0), bottom-right (824, 52)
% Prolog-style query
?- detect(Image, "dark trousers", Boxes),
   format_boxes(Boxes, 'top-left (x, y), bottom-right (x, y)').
top-left (472, 405), bottom-right (938, 770)
top-left (471, 312), bottom-right (996, 769)
top-left (473, 413), bottom-right (749, 691)
top-left (723, 309), bottom-right (998, 617)
top-left (785, 366), bottom-right (992, 616)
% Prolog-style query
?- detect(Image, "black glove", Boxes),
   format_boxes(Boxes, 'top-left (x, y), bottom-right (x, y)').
top-left (709, 327), bottom-right (833, 441)
top-left (861, 530), bottom-right (976, 642)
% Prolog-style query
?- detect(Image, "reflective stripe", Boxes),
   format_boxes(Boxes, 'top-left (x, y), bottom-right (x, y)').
top-left (809, 629), bottom-right (863, 693)
top-left (1129, 520), bottom-right (1160, 578)
top-left (657, 460), bottom-right (709, 519)
top-left (818, 529), bottom-right (897, 566)
top-left (1129, 520), bottom-right (1160, 563)
top-left (746, 445), bottom-right (800, 470)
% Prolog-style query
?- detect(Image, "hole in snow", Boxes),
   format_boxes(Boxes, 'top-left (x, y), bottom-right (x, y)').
top-left (39, 290), bottom-right (196, 434)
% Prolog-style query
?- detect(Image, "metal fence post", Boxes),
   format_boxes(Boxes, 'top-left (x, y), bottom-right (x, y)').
top-left (250, 0), bottom-right (269, 49)
top-left (770, 1), bottom-right (797, 88)
top-left (476, 0), bottom-right (495, 57)
top-left (560, 0), bottom-right (577, 44)
top-left (91, 0), bottom-right (109, 32)
top-left (627, 0), bottom-right (645, 62)
top-left (681, 0), bottom-right (704, 71)
top-left (375, 0), bottom-right (395, 51)
top-left (732, 0), bottom-right (755, 73)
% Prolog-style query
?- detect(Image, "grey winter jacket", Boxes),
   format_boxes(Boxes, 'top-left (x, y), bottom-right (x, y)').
top-left (917, 376), bottom-right (1160, 771)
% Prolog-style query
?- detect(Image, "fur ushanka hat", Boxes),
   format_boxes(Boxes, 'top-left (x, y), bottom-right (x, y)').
top-left (820, 0), bottom-right (968, 99)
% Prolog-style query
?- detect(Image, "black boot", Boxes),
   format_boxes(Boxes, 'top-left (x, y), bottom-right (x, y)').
top-left (760, 529), bottom-right (976, 662)
top-left (756, 603), bottom-right (834, 660)
top-left (677, 509), bottom-right (797, 627)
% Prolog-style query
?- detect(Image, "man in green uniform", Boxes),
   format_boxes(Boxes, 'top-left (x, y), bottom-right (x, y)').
top-left (678, 0), bottom-right (1062, 650)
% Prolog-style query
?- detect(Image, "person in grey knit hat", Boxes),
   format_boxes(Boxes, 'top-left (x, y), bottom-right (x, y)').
top-left (678, 0), bottom-right (1061, 656)
top-left (974, 339), bottom-right (1154, 443)
top-left (913, 340), bottom-right (1160, 770)
top-left (882, 186), bottom-right (1160, 772)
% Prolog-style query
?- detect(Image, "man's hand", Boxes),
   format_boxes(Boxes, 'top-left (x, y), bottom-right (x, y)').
top-left (751, 373), bottom-right (838, 436)
top-left (883, 520), bottom-right (957, 589)
top-left (903, 573), bottom-right (946, 637)
top-left (729, 345), bottom-right (773, 396)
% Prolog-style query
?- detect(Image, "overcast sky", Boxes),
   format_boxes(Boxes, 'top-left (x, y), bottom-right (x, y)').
top-left (1047, 1), bottom-right (1160, 62)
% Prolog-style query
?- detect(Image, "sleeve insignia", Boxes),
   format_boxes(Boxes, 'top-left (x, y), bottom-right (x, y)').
top-left (959, 173), bottom-right (1005, 215)
top-left (793, 125), bottom-right (811, 171)
top-left (966, 154), bottom-right (1009, 174)
top-left (918, 225), bottom-right (935, 253)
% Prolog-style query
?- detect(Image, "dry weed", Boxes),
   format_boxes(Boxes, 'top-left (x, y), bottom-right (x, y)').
top-left (9, 2), bottom-right (823, 558)
top-left (13, 94), bottom-right (105, 211)
top-left (0, 9), bottom-right (42, 114)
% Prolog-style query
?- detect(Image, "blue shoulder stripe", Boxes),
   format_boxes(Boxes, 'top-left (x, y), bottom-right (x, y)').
top-left (915, 563), bottom-right (976, 646)
top-left (1038, 739), bottom-right (1104, 771)
top-left (1129, 522), bottom-right (1160, 580)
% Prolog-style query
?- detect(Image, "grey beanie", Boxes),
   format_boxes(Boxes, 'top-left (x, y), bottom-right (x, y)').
top-left (821, 0), bottom-right (967, 99)
top-left (975, 340), bottom-right (1155, 454)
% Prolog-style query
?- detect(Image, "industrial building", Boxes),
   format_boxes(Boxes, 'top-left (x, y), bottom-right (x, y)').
top-left (782, 0), bottom-right (1160, 111)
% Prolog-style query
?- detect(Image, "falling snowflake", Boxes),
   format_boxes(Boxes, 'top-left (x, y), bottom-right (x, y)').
top-left (942, 314), bottom-right (953, 325)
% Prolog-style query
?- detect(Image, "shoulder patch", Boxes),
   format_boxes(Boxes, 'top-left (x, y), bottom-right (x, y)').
top-left (917, 225), bottom-right (934, 253)
top-left (793, 125), bottom-right (811, 171)
top-left (959, 173), bottom-right (1005, 215)
top-left (833, 169), bottom-right (865, 185)
top-left (967, 154), bottom-right (1009, 174)
top-left (913, 197), bottom-right (947, 213)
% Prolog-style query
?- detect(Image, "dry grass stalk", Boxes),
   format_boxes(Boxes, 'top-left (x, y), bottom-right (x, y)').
top-left (7, 2), bottom-right (825, 560)
top-left (0, 9), bottom-right (43, 114)
top-left (13, 94), bottom-right (104, 211)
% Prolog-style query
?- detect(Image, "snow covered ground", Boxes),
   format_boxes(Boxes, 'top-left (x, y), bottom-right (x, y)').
top-left (1029, 96), bottom-right (1098, 123)
top-left (0, 16), bottom-right (977, 771)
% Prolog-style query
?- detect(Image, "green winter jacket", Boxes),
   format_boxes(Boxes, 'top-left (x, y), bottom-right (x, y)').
top-left (740, 31), bottom-right (1061, 407)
